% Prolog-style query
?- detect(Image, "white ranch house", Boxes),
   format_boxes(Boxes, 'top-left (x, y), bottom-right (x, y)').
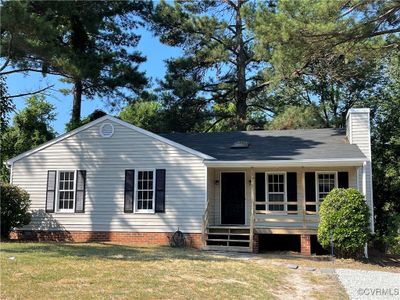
top-left (7, 108), bottom-right (373, 254)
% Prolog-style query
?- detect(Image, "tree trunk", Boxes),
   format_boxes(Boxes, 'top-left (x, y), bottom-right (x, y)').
top-left (235, 0), bottom-right (248, 131)
top-left (71, 79), bottom-right (82, 129)
top-left (70, 15), bottom-right (87, 130)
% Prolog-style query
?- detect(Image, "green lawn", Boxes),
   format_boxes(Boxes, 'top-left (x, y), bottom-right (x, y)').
top-left (0, 242), bottom-right (346, 299)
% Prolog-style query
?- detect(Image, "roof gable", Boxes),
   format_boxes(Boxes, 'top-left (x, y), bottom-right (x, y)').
top-left (6, 115), bottom-right (214, 165)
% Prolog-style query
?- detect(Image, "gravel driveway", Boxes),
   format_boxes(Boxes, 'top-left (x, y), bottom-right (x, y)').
top-left (336, 269), bottom-right (400, 300)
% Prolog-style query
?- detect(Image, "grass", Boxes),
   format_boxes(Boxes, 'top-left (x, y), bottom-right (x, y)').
top-left (259, 251), bottom-right (400, 273)
top-left (1, 242), bottom-right (346, 300)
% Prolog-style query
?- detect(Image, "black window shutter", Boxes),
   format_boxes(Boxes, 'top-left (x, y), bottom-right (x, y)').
top-left (287, 172), bottom-right (297, 212)
top-left (46, 170), bottom-right (57, 213)
top-left (124, 170), bottom-right (134, 213)
top-left (305, 172), bottom-right (316, 212)
top-left (155, 169), bottom-right (166, 213)
top-left (338, 172), bottom-right (349, 188)
top-left (255, 173), bottom-right (266, 210)
top-left (75, 170), bottom-right (86, 213)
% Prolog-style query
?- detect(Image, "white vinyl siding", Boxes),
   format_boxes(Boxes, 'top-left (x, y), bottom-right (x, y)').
top-left (347, 109), bottom-right (374, 231)
top-left (11, 120), bottom-right (206, 233)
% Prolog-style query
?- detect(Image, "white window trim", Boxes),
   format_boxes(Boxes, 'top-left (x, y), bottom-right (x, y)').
top-left (315, 171), bottom-right (338, 211)
top-left (266, 172), bottom-right (287, 213)
top-left (134, 169), bottom-right (156, 214)
top-left (55, 170), bottom-right (77, 213)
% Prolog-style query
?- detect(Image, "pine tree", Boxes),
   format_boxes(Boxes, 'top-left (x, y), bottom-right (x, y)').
top-left (1, 1), bottom-right (150, 129)
top-left (149, 0), bottom-right (271, 131)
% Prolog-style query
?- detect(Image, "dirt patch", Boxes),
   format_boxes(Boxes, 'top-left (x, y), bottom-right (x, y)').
top-left (259, 251), bottom-right (400, 273)
top-left (255, 258), bottom-right (348, 299)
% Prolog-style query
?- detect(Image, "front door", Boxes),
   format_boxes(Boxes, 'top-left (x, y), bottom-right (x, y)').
top-left (221, 172), bottom-right (245, 225)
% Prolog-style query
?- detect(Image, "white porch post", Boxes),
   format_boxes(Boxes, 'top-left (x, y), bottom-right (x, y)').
top-left (202, 166), bottom-right (209, 248)
top-left (250, 167), bottom-right (256, 252)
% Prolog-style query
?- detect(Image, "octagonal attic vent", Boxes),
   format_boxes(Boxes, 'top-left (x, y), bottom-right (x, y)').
top-left (231, 141), bottom-right (249, 149)
top-left (100, 123), bottom-right (114, 138)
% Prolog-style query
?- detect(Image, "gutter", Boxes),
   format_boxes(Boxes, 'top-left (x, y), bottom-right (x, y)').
top-left (203, 158), bottom-right (367, 168)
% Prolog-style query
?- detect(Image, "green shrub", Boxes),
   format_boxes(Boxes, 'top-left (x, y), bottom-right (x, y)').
top-left (318, 188), bottom-right (371, 258)
top-left (0, 182), bottom-right (31, 238)
top-left (373, 210), bottom-right (400, 255)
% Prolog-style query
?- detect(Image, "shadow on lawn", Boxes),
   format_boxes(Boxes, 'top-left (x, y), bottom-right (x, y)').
top-left (1, 242), bottom-right (228, 262)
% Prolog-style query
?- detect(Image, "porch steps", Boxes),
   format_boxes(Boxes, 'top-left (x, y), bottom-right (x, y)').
top-left (203, 226), bottom-right (252, 253)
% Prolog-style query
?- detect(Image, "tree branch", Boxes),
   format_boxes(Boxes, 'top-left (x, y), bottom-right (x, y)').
top-left (204, 115), bottom-right (232, 132)
top-left (0, 58), bottom-right (10, 73)
top-left (0, 34), bottom-right (13, 72)
top-left (222, 0), bottom-right (238, 10)
top-left (8, 84), bottom-right (55, 99)
top-left (0, 68), bottom-right (69, 78)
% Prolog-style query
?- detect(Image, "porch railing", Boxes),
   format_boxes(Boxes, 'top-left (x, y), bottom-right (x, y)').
top-left (255, 200), bottom-right (320, 215)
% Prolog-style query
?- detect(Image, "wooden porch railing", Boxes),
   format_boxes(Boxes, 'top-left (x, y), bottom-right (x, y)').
top-left (254, 200), bottom-right (320, 215)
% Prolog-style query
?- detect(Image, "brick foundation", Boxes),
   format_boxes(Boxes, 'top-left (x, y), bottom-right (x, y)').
top-left (253, 234), bottom-right (259, 253)
top-left (300, 234), bottom-right (311, 255)
top-left (9, 230), bottom-right (203, 249)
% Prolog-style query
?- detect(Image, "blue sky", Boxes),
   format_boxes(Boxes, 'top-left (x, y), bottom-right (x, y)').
top-left (5, 28), bottom-right (182, 134)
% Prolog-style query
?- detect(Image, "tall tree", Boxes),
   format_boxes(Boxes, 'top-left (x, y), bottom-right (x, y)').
top-left (249, 0), bottom-right (393, 127)
top-left (149, 0), bottom-right (270, 131)
top-left (1, 1), bottom-right (149, 129)
top-left (1, 95), bottom-right (56, 181)
top-left (367, 55), bottom-right (400, 252)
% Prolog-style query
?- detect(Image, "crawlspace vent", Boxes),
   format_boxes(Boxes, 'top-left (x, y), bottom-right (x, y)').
top-left (100, 123), bottom-right (114, 138)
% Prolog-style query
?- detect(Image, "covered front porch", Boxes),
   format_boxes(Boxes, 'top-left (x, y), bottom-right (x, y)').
top-left (202, 161), bottom-right (366, 253)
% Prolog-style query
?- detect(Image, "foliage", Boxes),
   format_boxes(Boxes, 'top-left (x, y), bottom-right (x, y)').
top-left (65, 110), bottom-right (107, 133)
top-left (373, 210), bottom-right (400, 255)
top-left (267, 106), bottom-right (324, 130)
top-left (368, 54), bottom-right (400, 254)
top-left (0, 182), bottom-right (31, 238)
top-left (249, 0), bottom-right (390, 128)
top-left (0, 77), bottom-right (14, 129)
top-left (1, 95), bottom-right (56, 181)
top-left (1, 1), bottom-right (149, 128)
top-left (149, 0), bottom-right (272, 130)
top-left (120, 100), bottom-right (162, 133)
top-left (318, 188), bottom-right (371, 258)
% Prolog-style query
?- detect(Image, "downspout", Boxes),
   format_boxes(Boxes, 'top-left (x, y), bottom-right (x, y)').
top-left (362, 161), bottom-right (367, 197)
top-left (362, 161), bottom-right (369, 259)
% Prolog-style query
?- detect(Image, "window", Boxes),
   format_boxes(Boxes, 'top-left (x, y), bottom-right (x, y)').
top-left (267, 173), bottom-right (286, 212)
top-left (135, 170), bottom-right (155, 213)
top-left (317, 173), bottom-right (336, 202)
top-left (57, 171), bottom-right (76, 212)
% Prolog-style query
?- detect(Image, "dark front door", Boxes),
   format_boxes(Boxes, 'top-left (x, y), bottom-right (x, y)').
top-left (221, 172), bottom-right (245, 225)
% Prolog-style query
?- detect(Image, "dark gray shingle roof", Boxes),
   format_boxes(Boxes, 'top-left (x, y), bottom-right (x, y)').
top-left (162, 128), bottom-right (366, 161)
